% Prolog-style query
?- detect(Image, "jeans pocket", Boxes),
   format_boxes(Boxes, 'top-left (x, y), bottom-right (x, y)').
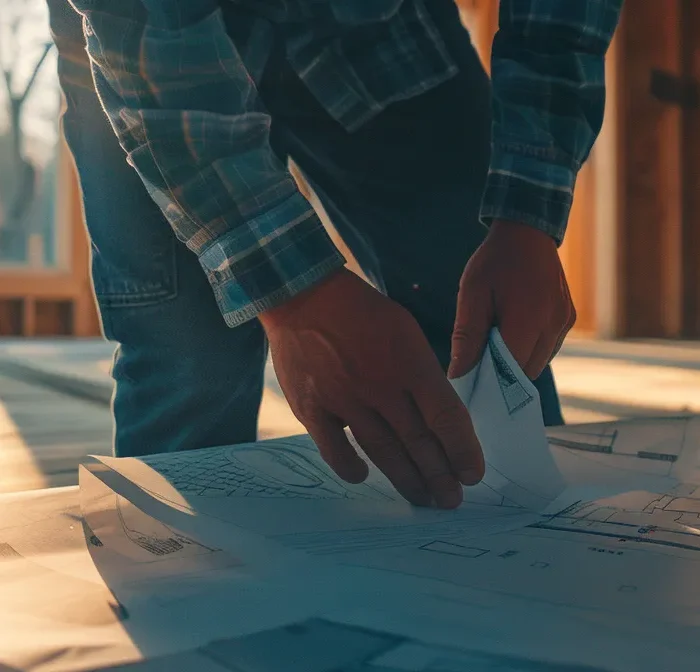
top-left (89, 229), bottom-right (178, 309)
top-left (62, 113), bottom-right (178, 311)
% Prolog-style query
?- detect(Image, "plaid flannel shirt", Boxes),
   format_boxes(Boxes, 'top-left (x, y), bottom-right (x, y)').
top-left (67, 0), bottom-right (622, 327)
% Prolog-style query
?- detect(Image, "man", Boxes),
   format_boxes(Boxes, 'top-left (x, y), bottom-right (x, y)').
top-left (48, 0), bottom-right (622, 509)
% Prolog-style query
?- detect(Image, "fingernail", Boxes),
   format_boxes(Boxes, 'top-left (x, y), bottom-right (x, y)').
top-left (459, 469), bottom-right (483, 486)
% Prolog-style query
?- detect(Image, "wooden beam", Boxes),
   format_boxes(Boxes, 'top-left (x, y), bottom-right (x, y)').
top-left (0, 135), bottom-right (102, 336)
top-left (0, 273), bottom-right (78, 297)
top-left (560, 161), bottom-right (597, 334)
top-left (591, 32), bottom-right (622, 338)
top-left (65, 140), bottom-right (101, 337)
top-left (21, 296), bottom-right (36, 337)
top-left (680, 0), bottom-right (700, 337)
top-left (615, 0), bottom-right (684, 337)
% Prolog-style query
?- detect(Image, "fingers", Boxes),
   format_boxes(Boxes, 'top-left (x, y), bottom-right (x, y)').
top-left (523, 332), bottom-right (559, 380)
top-left (524, 286), bottom-right (577, 379)
top-left (550, 279), bottom-right (577, 361)
top-left (347, 409), bottom-right (433, 508)
top-left (525, 315), bottom-right (574, 379)
top-left (379, 394), bottom-right (464, 509)
top-left (410, 376), bottom-right (484, 486)
top-left (497, 302), bottom-right (540, 374)
top-left (307, 412), bottom-right (369, 484)
top-left (448, 288), bottom-right (494, 379)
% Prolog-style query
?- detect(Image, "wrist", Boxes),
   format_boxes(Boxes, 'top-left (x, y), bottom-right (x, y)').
top-left (258, 266), bottom-right (348, 330)
top-left (489, 219), bottom-right (558, 249)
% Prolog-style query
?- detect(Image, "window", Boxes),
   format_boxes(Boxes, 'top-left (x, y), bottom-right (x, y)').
top-left (0, 0), bottom-right (61, 268)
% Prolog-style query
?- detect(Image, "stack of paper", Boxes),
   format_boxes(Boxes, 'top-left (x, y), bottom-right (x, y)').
top-left (4, 329), bottom-right (700, 671)
top-left (71, 329), bottom-right (700, 671)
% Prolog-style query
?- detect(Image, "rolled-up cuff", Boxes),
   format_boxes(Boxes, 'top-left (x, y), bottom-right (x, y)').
top-left (198, 193), bottom-right (347, 327)
top-left (479, 146), bottom-right (578, 246)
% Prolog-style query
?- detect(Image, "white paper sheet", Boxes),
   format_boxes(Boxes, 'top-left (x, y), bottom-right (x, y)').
top-left (0, 479), bottom-right (357, 672)
top-left (456, 329), bottom-right (700, 508)
top-left (77, 329), bottom-right (700, 671)
top-left (547, 415), bottom-right (700, 492)
top-left (0, 486), bottom-right (163, 672)
top-left (451, 328), bottom-right (566, 509)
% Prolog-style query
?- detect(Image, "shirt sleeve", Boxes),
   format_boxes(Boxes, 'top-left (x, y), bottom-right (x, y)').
top-left (73, 0), bottom-right (345, 327)
top-left (479, 0), bottom-right (624, 245)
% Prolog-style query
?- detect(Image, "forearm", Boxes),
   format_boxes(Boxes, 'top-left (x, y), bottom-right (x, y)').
top-left (480, 0), bottom-right (623, 244)
top-left (70, 1), bottom-right (345, 326)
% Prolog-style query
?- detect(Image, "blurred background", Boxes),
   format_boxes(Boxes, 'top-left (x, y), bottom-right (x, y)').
top-left (2, 0), bottom-right (700, 494)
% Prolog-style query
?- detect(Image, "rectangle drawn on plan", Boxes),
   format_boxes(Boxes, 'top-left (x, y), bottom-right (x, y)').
top-left (419, 541), bottom-right (490, 558)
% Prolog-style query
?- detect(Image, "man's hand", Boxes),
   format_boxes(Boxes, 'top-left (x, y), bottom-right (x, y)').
top-left (259, 268), bottom-right (484, 509)
top-left (448, 220), bottom-right (576, 380)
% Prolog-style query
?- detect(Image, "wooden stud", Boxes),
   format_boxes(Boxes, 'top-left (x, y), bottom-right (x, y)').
top-left (680, 0), bottom-right (700, 337)
top-left (615, 0), bottom-right (684, 337)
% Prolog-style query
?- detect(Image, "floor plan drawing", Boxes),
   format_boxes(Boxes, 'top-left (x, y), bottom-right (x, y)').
top-left (138, 436), bottom-right (394, 501)
top-left (547, 416), bottom-right (700, 475)
top-left (318, 481), bottom-right (700, 626)
top-left (532, 485), bottom-right (700, 552)
top-left (547, 425), bottom-right (618, 455)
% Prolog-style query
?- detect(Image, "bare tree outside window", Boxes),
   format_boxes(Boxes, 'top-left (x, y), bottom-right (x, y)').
top-left (0, 0), bottom-right (60, 266)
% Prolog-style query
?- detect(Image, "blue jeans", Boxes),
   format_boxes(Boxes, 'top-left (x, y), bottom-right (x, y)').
top-left (48, 0), bottom-right (564, 457)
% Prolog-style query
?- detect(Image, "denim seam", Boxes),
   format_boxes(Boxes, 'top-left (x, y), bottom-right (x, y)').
top-left (95, 235), bottom-right (179, 308)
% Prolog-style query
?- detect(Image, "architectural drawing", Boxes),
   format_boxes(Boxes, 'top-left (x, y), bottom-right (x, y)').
top-left (420, 541), bottom-right (490, 558)
top-left (547, 416), bottom-right (698, 465)
top-left (533, 484), bottom-right (700, 551)
top-left (488, 337), bottom-right (535, 415)
top-left (319, 481), bottom-right (700, 628)
top-left (543, 416), bottom-right (700, 497)
top-left (114, 496), bottom-right (220, 558)
top-left (547, 426), bottom-right (618, 455)
top-left (269, 503), bottom-right (535, 556)
top-left (139, 436), bottom-right (394, 501)
top-left (475, 466), bottom-right (550, 511)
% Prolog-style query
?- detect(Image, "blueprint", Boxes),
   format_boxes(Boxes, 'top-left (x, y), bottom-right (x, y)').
top-left (546, 415), bottom-right (700, 491)
top-left (0, 478), bottom-right (364, 672)
top-left (85, 332), bottom-right (559, 559)
top-left (78, 329), bottom-right (700, 671)
top-left (135, 436), bottom-right (395, 501)
top-left (451, 329), bottom-right (566, 510)
top-left (5, 484), bottom-right (699, 672)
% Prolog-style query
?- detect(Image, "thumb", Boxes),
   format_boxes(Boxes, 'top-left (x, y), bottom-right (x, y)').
top-left (448, 290), bottom-right (493, 379)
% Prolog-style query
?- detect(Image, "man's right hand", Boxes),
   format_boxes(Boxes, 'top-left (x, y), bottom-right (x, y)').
top-left (259, 268), bottom-right (484, 509)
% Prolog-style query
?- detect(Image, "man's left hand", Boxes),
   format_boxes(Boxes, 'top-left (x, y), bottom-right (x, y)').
top-left (448, 219), bottom-right (576, 380)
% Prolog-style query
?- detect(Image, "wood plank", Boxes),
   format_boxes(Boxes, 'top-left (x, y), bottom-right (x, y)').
top-left (0, 274), bottom-right (83, 297)
top-left (65, 140), bottom-right (101, 337)
top-left (560, 162), bottom-right (597, 334)
top-left (0, 136), bottom-right (101, 336)
top-left (680, 0), bottom-right (700, 336)
top-left (615, 0), bottom-right (684, 337)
